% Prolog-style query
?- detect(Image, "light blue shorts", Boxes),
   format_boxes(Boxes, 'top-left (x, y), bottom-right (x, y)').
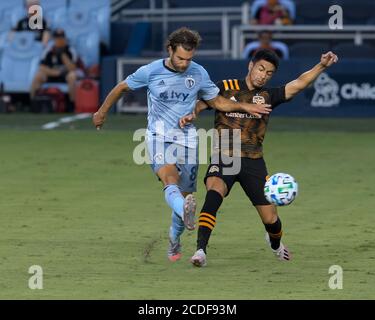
top-left (146, 134), bottom-right (198, 193)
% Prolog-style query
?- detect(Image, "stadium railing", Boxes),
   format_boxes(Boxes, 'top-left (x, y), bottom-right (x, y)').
top-left (110, 3), bottom-right (248, 57)
top-left (231, 24), bottom-right (375, 59)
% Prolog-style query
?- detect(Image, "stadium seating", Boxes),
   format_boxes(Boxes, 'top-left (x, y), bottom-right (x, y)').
top-left (242, 40), bottom-right (290, 59)
top-left (124, 22), bottom-right (151, 56)
top-left (69, 0), bottom-right (110, 47)
top-left (250, 0), bottom-right (296, 20)
top-left (332, 43), bottom-right (375, 59)
top-left (294, 0), bottom-right (337, 25)
top-left (169, 0), bottom-right (243, 7)
top-left (167, 20), bottom-right (225, 51)
top-left (73, 31), bottom-right (101, 68)
top-left (0, 32), bottom-right (7, 49)
top-left (293, 0), bottom-right (374, 24)
top-left (0, 31), bottom-right (43, 92)
top-left (117, 0), bottom-right (242, 9)
top-left (0, 32), bottom-right (8, 62)
top-left (336, 0), bottom-right (375, 25)
top-left (40, 0), bottom-right (68, 29)
top-left (53, 8), bottom-right (100, 68)
top-left (289, 42), bottom-right (330, 58)
top-left (41, 82), bottom-right (68, 93)
top-left (0, 1), bottom-right (25, 34)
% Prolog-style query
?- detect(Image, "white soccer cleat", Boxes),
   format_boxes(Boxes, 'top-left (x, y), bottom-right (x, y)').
top-left (183, 194), bottom-right (196, 231)
top-left (190, 249), bottom-right (207, 267)
top-left (265, 233), bottom-right (292, 261)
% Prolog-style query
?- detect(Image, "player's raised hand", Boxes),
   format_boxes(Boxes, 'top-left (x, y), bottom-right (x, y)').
top-left (93, 109), bottom-right (107, 130)
top-left (320, 51), bottom-right (338, 68)
top-left (179, 112), bottom-right (196, 128)
top-left (241, 103), bottom-right (272, 118)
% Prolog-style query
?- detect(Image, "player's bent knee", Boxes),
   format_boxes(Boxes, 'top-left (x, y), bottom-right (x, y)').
top-left (256, 205), bottom-right (278, 224)
top-left (157, 164), bottom-right (180, 186)
top-left (205, 176), bottom-right (227, 198)
top-left (160, 174), bottom-right (180, 186)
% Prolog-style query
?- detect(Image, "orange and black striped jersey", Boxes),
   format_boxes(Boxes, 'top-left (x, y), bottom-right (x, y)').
top-left (212, 79), bottom-right (287, 159)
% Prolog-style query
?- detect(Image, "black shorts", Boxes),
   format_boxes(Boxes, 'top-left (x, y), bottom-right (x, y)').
top-left (204, 156), bottom-right (270, 206)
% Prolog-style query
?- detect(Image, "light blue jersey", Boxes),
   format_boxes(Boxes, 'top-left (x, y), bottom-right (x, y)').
top-left (124, 59), bottom-right (219, 148)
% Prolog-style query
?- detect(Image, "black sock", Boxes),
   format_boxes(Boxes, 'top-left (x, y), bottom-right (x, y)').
top-left (264, 217), bottom-right (283, 250)
top-left (197, 190), bottom-right (223, 253)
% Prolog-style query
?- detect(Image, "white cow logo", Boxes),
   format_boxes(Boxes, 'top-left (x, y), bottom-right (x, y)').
top-left (311, 73), bottom-right (340, 107)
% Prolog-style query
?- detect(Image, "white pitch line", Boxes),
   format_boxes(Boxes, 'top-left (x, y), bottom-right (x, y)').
top-left (41, 113), bottom-right (92, 130)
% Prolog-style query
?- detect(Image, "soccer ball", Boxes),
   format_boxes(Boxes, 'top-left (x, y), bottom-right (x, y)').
top-left (264, 173), bottom-right (298, 206)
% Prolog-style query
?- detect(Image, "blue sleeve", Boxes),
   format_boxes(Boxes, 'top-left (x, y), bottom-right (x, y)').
top-left (123, 65), bottom-right (150, 90)
top-left (198, 67), bottom-right (220, 101)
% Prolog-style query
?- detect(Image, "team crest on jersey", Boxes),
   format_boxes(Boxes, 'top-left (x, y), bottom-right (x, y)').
top-left (185, 76), bottom-right (195, 89)
top-left (253, 95), bottom-right (265, 104)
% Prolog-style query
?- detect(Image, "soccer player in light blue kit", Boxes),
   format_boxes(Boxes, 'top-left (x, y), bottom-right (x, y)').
top-left (93, 28), bottom-right (272, 262)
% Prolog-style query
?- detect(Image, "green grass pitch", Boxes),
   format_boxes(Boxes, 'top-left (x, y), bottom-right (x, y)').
top-left (0, 114), bottom-right (374, 299)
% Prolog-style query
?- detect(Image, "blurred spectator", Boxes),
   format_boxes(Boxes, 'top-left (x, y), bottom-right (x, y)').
top-left (251, 0), bottom-right (293, 25)
top-left (30, 29), bottom-right (84, 110)
top-left (242, 31), bottom-right (289, 60)
top-left (12, 0), bottom-right (50, 46)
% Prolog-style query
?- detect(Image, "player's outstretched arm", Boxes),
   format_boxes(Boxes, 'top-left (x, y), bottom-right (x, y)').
top-left (179, 96), bottom-right (272, 128)
top-left (93, 82), bottom-right (130, 130)
top-left (206, 94), bottom-right (272, 118)
top-left (285, 51), bottom-right (338, 100)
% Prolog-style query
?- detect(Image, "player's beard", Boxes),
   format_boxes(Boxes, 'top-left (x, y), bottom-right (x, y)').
top-left (173, 64), bottom-right (187, 73)
top-left (169, 57), bottom-right (188, 73)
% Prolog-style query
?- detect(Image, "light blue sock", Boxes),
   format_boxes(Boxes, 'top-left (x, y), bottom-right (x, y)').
top-left (164, 184), bottom-right (184, 219)
top-left (169, 211), bottom-right (185, 242)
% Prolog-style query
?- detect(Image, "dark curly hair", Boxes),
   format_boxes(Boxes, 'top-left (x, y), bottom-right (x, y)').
top-left (166, 27), bottom-right (202, 52)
